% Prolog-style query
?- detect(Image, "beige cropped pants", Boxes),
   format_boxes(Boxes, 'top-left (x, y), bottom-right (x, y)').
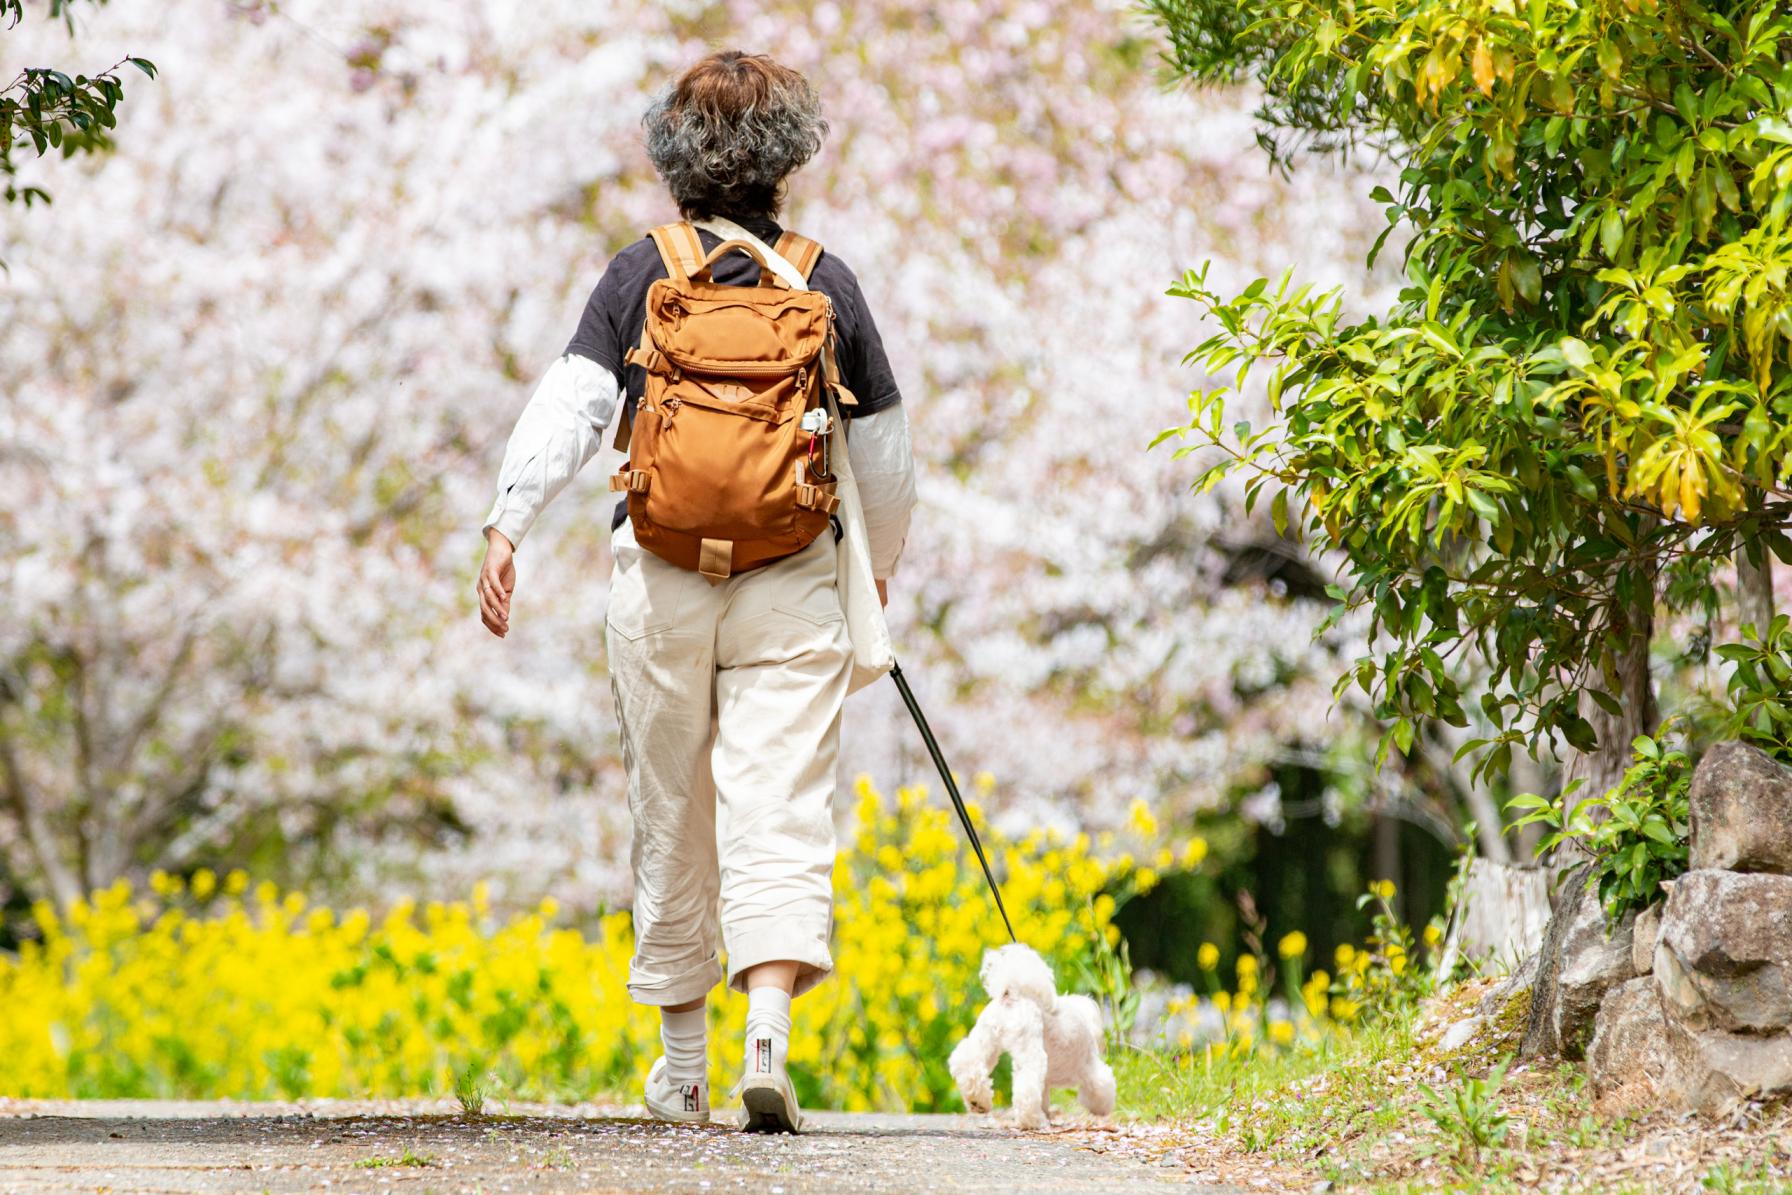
top-left (606, 517), bottom-right (852, 1006)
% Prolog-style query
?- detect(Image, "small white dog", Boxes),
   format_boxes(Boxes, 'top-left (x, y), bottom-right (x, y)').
top-left (948, 943), bottom-right (1117, 1130)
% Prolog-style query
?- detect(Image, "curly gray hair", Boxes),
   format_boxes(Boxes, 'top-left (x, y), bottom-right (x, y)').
top-left (642, 51), bottom-right (828, 220)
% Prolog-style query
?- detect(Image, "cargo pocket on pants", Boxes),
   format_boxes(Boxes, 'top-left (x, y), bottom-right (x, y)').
top-left (606, 544), bottom-right (688, 640)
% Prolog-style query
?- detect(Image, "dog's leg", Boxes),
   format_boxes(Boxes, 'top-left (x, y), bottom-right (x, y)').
top-left (1008, 1006), bottom-right (1049, 1131)
top-left (1080, 1054), bottom-right (1117, 1119)
top-left (948, 1017), bottom-right (1001, 1115)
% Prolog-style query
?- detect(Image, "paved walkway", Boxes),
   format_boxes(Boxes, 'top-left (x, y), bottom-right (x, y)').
top-left (0, 1100), bottom-right (1236, 1194)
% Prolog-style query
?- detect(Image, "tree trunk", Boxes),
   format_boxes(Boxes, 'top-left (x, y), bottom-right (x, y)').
top-left (1433, 858), bottom-right (1550, 980)
top-left (1521, 567), bottom-right (1657, 1059)
top-left (1561, 581), bottom-right (1659, 831)
top-left (1374, 809), bottom-right (1402, 919)
top-left (1736, 539), bottom-right (1776, 640)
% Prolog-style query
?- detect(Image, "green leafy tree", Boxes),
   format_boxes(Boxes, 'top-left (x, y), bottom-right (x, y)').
top-left (2, 0), bottom-right (154, 211)
top-left (1147, 0), bottom-right (1792, 811)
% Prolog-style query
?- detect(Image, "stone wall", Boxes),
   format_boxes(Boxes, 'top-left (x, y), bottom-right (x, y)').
top-left (1585, 741), bottom-right (1792, 1116)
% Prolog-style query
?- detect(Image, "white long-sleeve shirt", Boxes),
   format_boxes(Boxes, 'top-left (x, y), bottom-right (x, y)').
top-left (482, 353), bottom-right (917, 579)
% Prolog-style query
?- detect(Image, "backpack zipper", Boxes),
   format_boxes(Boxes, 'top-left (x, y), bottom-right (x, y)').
top-left (659, 396), bottom-right (682, 428)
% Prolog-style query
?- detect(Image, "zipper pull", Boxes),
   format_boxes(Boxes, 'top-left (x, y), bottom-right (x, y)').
top-left (660, 397), bottom-right (681, 429)
top-left (797, 365), bottom-right (809, 394)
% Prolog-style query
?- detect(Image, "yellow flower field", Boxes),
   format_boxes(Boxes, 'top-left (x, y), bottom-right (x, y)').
top-left (0, 778), bottom-right (1205, 1111)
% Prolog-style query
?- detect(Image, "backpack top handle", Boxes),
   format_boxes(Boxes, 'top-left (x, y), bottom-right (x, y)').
top-left (688, 238), bottom-right (792, 288)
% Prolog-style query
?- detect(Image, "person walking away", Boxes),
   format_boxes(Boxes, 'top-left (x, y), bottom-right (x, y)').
top-left (474, 51), bottom-right (917, 1133)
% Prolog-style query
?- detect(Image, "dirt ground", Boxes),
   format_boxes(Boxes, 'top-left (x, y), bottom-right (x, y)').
top-left (0, 1099), bottom-right (1246, 1195)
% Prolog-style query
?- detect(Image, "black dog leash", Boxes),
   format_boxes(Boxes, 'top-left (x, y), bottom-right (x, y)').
top-left (888, 660), bottom-right (1017, 942)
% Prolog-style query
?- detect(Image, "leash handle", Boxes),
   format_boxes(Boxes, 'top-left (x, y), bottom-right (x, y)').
top-left (888, 661), bottom-right (1017, 942)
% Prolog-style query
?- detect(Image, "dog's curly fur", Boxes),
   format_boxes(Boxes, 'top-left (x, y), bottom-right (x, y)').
top-left (947, 944), bottom-right (1117, 1130)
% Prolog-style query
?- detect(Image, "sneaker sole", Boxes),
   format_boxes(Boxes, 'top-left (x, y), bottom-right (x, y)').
top-left (736, 1075), bottom-right (802, 1134)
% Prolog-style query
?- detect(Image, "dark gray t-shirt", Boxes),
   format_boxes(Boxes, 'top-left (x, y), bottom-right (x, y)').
top-left (564, 215), bottom-right (905, 532)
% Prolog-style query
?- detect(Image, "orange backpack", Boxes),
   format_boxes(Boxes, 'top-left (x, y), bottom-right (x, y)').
top-left (609, 222), bottom-right (856, 581)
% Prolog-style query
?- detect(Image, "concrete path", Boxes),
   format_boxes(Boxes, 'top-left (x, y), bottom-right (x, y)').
top-left (0, 1100), bottom-right (1236, 1194)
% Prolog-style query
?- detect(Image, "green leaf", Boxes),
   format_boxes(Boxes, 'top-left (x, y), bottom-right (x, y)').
top-left (1589, 689), bottom-right (1624, 718)
top-left (1512, 256), bottom-right (1542, 305)
top-left (1597, 39), bottom-right (1623, 79)
top-left (1754, 116), bottom-right (1792, 145)
top-left (1599, 209), bottom-right (1624, 259)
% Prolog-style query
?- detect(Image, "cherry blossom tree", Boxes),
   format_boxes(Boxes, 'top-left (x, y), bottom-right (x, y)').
top-left (1, 0), bottom-right (1403, 914)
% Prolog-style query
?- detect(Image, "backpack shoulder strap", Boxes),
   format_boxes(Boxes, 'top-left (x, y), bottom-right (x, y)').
top-left (612, 224), bottom-right (704, 453)
top-left (769, 231), bottom-right (823, 283)
top-left (647, 222), bottom-right (706, 279)
top-left (763, 229), bottom-right (856, 408)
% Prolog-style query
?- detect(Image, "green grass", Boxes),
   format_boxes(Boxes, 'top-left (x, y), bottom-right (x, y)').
top-left (355, 1147), bottom-right (438, 1169)
top-left (1698, 1158), bottom-right (1792, 1195)
top-left (1115, 1003), bottom-right (1421, 1155)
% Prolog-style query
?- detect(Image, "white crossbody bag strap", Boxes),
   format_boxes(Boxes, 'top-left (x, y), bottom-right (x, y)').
top-left (691, 217), bottom-right (895, 695)
top-left (693, 216), bottom-right (808, 287)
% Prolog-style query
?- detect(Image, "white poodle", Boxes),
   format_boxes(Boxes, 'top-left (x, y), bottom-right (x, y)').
top-left (947, 943), bottom-right (1117, 1130)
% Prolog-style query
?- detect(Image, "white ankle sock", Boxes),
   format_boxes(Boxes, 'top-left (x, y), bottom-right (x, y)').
top-left (660, 1006), bottom-right (708, 1084)
top-left (744, 986), bottom-right (792, 1074)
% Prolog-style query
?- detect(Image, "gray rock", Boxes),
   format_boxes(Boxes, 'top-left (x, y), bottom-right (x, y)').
top-left (1632, 902), bottom-right (1662, 976)
top-left (1654, 940), bottom-right (1706, 1026)
top-left (1664, 1016), bottom-right (1792, 1117)
top-left (1689, 741), bottom-right (1792, 874)
top-left (1656, 870), bottom-right (1792, 1034)
top-left (1521, 874), bottom-right (1637, 1060)
top-left (1438, 1016), bottom-right (1483, 1054)
top-left (1586, 977), bottom-right (1671, 1100)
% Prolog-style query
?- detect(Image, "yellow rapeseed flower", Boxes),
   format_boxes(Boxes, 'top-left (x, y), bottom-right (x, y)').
top-left (1197, 942), bottom-right (1220, 971)
top-left (1277, 931), bottom-right (1308, 959)
top-left (0, 777), bottom-right (1189, 1112)
top-left (1126, 799), bottom-right (1158, 839)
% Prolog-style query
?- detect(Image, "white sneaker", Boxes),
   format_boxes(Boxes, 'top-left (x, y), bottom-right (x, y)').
top-left (730, 1035), bottom-right (802, 1133)
top-left (643, 1056), bottom-right (709, 1124)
